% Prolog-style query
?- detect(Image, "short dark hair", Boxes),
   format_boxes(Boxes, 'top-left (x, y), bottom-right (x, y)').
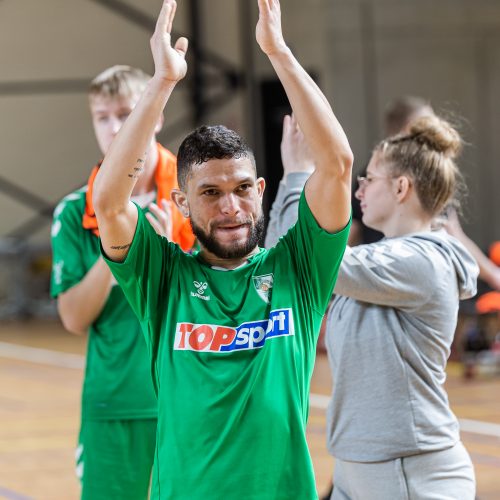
top-left (177, 125), bottom-right (255, 190)
top-left (384, 96), bottom-right (432, 136)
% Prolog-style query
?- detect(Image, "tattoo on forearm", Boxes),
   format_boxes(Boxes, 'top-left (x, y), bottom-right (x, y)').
top-left (128, 157), bottom-right (146, 179)
top-left (110, 243), bottom-right (132, 251)
top-left (128, 167), bottom-right (144, 179)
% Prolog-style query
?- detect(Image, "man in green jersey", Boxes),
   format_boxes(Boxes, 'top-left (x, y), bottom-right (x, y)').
top-left (93, 1), bottom-right (353, 498)
top-left (51, 65), bottom-right (193, 499)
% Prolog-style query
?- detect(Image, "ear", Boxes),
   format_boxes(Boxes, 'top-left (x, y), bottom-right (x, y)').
top-left (394, 176), bottom-right (411, 203)
top-left (256, 177), bottom-right (266, 199)
top-left (171, 189), bottom-right (189, 218)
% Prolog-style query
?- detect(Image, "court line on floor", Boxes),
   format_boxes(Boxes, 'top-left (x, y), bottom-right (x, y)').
top-left (309, 393), bottom-right (500, 438)
top-left (458, 419), bottom-right (500, 438)
top-left (0, 485), bottom-right (33, 500)
top-left (0, 341), bottom-right (84, 369)
top-left (2, 342), bottom-right (500, 439)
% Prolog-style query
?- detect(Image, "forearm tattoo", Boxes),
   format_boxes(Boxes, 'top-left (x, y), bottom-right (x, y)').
top-left (128, 154), bottom-right (147, 180)
top-left (110, 243), bottom-right (132, 251)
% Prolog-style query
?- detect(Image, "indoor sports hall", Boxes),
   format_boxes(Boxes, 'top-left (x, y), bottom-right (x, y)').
top-left (1, 1), bottom-right (499, 499)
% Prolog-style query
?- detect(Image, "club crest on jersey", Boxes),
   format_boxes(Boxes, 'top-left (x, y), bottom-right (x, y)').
top-left (191, 281), bottom-right (210, 301)
top-left (252, 273), bottom-right (273, 303)
top-left (174, 308), bottom-right (294, 352)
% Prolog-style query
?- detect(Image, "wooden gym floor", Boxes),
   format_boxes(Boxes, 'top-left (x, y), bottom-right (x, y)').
top-left (0, 320), bottom-right (499, 500)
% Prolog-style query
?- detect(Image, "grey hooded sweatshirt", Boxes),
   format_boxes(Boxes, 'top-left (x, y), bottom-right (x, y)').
top-left (265, 173), bottom-right (479, 462)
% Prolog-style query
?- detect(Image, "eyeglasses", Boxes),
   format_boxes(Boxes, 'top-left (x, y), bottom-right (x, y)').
top-left (356, 174), bottom-right (392, 189)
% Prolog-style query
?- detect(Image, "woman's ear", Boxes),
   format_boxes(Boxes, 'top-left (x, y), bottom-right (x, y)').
top-left (171, 189), bottom-right (189, 218)
top-left (394, 175), bottom-right (411, 203)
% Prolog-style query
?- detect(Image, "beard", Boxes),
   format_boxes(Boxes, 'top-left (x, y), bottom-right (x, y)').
top-left (190, 212), bottom-right (265, 260)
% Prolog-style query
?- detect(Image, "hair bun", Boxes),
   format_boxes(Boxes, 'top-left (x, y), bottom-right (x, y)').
top-left (409, 116), bottom-right (462, 159)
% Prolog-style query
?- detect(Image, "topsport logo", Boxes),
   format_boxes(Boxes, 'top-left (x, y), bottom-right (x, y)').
top-left (174, 308), bottom-right (294, 352)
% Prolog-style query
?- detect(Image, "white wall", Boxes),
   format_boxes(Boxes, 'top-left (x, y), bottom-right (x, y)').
top-left (323, 0), bottom-right (500, 247)
top-left (1, 0), bottom-right (500, 249)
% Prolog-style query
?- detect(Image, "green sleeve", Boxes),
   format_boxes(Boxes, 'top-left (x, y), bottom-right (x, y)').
top-left (102, 206), bottom-right (178, 347)
top-left (50, 197), bottom-right (88, 298)
top-left (286, 191), bottom-right (350, 313)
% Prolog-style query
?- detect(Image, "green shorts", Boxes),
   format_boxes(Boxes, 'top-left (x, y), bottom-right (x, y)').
top-left (77, 418), bottom-right (157, 500)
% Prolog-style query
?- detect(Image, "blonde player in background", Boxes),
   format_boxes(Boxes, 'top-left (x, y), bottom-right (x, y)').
top-left (51, 65), bottom-right (194, 499)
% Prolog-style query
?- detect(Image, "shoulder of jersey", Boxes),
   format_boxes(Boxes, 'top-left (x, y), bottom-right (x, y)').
top-left (53, 186), bottom-right (87, 219)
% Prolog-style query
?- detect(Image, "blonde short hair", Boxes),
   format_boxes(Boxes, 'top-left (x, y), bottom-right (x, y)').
top-left (89, 65), bottom-right (151, 100)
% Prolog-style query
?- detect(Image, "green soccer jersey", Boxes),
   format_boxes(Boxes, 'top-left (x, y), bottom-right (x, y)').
top-left (106, 193), bottom-right (349, 499)
top-left (51, 188), bottom-right (157, 420)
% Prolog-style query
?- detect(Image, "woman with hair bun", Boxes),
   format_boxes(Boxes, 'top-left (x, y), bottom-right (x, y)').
top-left (325, 115), bottom-right (478, 499)
top-left (265, 113), bottom-right (479, 499)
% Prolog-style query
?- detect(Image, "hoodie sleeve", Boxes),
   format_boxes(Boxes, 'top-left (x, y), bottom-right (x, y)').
top-left (334, 235), bottom-right (475, 308)
top-left (264, 172), bottom-right (310, 248)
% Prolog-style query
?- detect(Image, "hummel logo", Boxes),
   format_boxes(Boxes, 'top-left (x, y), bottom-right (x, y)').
top-left (194, 281), bottom-right (208, 295)
top-left (52, 260), bottom-right (64, 286)
top-left (191, 281), bottom-right (210, 301)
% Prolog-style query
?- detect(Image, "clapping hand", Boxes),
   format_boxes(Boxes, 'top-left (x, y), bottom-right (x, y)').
top-left (147, 199), bottom-right (174, 241)
top-left (256, 0), bottom-right (286, 56)
top-left (281, 114), bottom-right (315, 177)
top-left (150, 0), bottom-right (189, 83)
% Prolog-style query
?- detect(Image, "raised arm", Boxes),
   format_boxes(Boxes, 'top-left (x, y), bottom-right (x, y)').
top-left (256, 0), bottom-right (353, 233)
top-left (93, 0), bottom-right (188, 262)
top-left (264, 114), bottom-right (313, 248)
